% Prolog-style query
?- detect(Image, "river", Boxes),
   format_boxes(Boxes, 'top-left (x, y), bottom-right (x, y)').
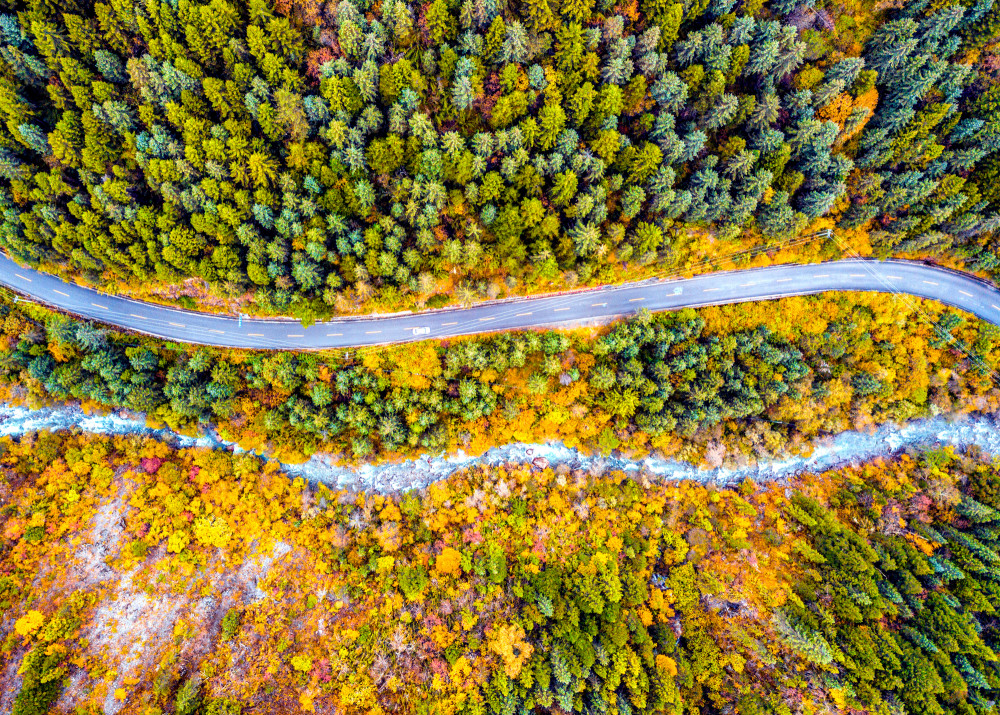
top-left (2, 403), bottom-right (998, 491)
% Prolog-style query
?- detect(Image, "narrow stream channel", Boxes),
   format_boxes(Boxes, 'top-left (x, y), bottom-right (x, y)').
top-left (2, 403), bottom-right (999, 491)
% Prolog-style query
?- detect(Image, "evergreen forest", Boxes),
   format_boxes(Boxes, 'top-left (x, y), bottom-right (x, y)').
top-left (0, 0), bottom-right (996, 313)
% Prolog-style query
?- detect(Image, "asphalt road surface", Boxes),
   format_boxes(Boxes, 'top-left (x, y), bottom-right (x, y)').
top-left (2, 253), bottom-right (999, 349)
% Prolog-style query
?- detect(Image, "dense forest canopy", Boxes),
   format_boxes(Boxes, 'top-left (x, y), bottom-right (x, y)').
top-left (0, 0), bottom-right (997, 314)
top-left (1, 288), bottom-right (998, 462)
top-left (5, 2), bottom-right (1000, 714)
top-left (4, 433), bottom-right (1000, 714)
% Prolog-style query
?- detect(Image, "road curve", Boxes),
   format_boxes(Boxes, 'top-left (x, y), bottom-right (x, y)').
top-left (2, 253), bottom-right (1000, 349)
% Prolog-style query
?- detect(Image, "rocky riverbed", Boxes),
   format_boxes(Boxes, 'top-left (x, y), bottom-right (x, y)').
top-left (2, 402), bottom-right (999, 491)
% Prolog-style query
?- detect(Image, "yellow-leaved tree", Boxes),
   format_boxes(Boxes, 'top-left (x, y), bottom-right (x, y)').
top-left (15, 609), bottom-right (44, 638)
top-left (487, 623), bottom-right (534, 678)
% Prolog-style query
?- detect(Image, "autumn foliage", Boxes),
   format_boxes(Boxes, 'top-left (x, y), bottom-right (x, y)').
top-left (1, 289), bottom-right (998, 470)
top-left (3, 431), bottom-right (1000, 714)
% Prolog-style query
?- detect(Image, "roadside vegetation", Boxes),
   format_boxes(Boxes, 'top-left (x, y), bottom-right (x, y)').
top-left (0, 287), bottom-right (997, 464)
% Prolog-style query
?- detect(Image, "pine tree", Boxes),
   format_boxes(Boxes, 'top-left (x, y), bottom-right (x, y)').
top-left (956, 496), bottom-right (1000, 524)
top-left (523, 0), bottom-right (557, 33)
top-left (16, 123), bottom-right (49, 154)
top-left (426, 0), bottom-right (457, 43)
top-left (560, 0), bottom-right (595, 23)
top-left (502, 20), bottom-right (528, 63)
top-left (746, 40), bottom-right (780, 76)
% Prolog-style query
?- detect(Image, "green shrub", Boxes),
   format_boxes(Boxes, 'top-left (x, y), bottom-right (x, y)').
top-left (11, 648), bottom-right (63, 715)
top-left (175, 677), bottom-right (202, 715)
top-left (23, 526), bottom-right (45, 543)
top-left (206, 699), bottom-right (243, 715)
top-left (220, 608), bottom-right (241, 641)
top-left (129, 539), bottom-right (149, 558)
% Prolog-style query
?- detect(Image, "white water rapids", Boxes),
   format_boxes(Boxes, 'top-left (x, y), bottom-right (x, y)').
top-left (2, 403), bottom-right (999, 491)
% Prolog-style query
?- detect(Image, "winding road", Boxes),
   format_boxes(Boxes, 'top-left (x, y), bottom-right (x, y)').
top-left (2, 253), bottom-right (1000, 349)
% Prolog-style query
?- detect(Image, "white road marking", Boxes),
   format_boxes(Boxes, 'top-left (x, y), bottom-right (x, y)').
top-left (7, 261), bottom-right (991, 351)
top-left (993, 305), bottom-right (1000, 311)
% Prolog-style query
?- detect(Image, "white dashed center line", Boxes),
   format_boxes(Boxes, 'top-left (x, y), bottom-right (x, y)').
top-left (5, 261), bottom-right (992, 352)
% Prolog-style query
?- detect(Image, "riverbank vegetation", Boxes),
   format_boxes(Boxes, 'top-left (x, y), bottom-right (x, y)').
top-left (0, 0), bottom-right (996, 316)
top-left (1, 287), bottom-right (998, 465)
top-left (3, 430), bottom-right (1000, 714)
